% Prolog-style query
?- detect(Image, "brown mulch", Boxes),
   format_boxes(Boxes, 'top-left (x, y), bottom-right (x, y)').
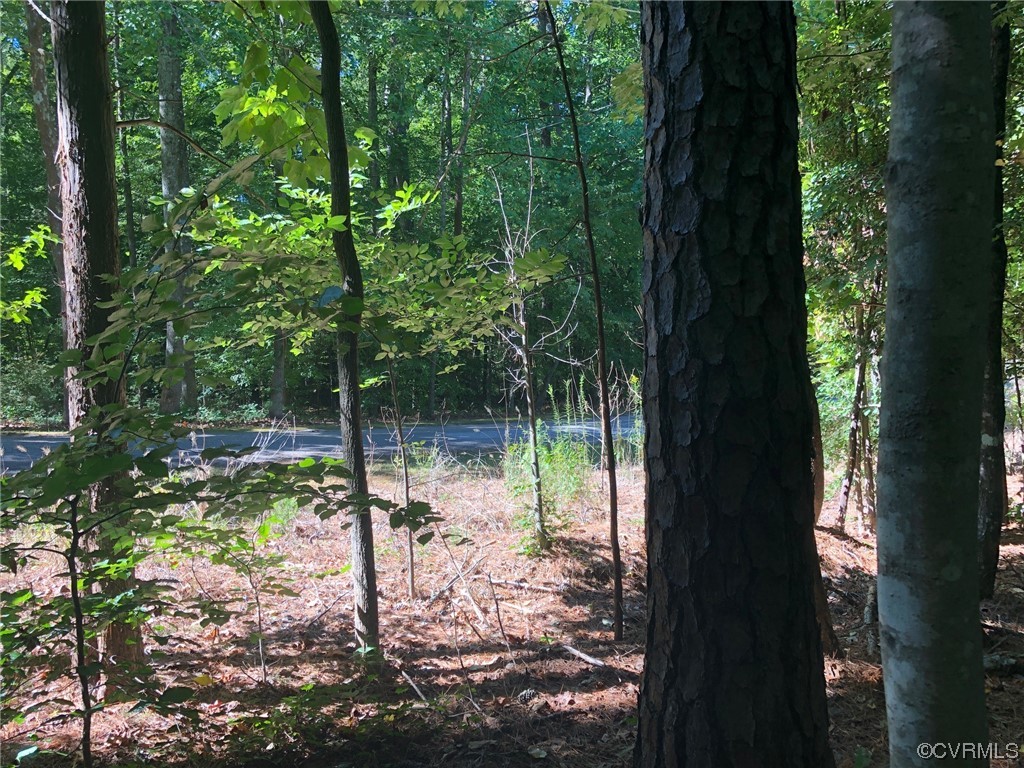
top-left (3, 461), bottom-right (1023, 767)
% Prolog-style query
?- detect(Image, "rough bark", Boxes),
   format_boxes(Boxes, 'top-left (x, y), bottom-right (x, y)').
top-left (879, 4), bottom-right (993, 766)
top-left (51, 0), bottom-right (141, 668)
top-left (310, 0), bottom-right (380, 651)
top-left (635, 4), bottom-right (833, 766)
top-left (157, 6), bottom-right (196, 414)
top-left (545, 1), bottom-right (622, 639)
top-left (979, 1), bottom-right (1010, 601)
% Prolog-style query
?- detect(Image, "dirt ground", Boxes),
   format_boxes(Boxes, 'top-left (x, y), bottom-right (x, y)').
top-left (3, 458), bottom-right (1023, 768)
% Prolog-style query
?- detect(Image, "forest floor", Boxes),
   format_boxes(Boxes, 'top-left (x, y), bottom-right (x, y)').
top-left (3, 459), bottom-right (1024, 768)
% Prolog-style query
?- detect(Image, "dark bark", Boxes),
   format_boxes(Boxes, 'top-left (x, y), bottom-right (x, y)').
top-left (635, 5), bottom-right (833, 766)
top-left (860, 409), bottom-right (876, 535)
top-left (979, 1), bottom-right (1010, 601)
top-left (367, 52), bottom-right (380, 196)
top-left (545, 1), bottom-right (622, 640)
top-left (878, 3), bottom-right (993, 764)
top-left (157, 6), bottom-right (196, 414)
top-left (52, 0), bottom-right (141, 672)
top-left (310, 0), bottom-right (380, 651)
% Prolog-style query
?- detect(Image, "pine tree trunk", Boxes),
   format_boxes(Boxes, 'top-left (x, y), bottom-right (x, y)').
top-left (978, 2), bottom-right (1010, 601)
top-left (635, 5), bottom-right (833, 766)
top-left (311, 0), bottom-right (380, 651)
top-left (879, 4), bottom-right (993, 765)
top-left (52, 0), bottom-right (142, 669)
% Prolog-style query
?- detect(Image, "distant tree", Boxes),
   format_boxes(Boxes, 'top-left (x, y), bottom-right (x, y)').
top-left (878, 4), bottom-right (993, 765)
top-left (157, 4), bottom-right (197, 414)
top-left (634, 4), bottom-right (833, 766)
top-left (979, 1), bottom-right (1011, 601)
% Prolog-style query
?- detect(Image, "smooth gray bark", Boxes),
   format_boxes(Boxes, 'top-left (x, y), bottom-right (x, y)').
top-left (157, 6), bottom-right (196, 414)
top-left (879, 4), bottom-right (993, 766)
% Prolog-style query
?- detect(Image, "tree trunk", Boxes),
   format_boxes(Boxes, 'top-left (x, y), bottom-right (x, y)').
top-left (811, 384), bottom-right (826, 524)
top-left (879, 4), bottom-right (993, 766)
top-left (157, 6), bottom-right (196, 414)
top-left (269, 329), bottom-right (287, 419)
top-left (25, 0), bottom-right (68, 426)
top-left (453, 51), bottom-right (470, 238)
top-left (52, 0), bottom-right (142, 672)
top-left (311, 0), bottom-right (380, 652)
top-left (836, 310), bottom-right (866, 531)
top-left (535, 2), bottom-right (553, 148)
top-left (517, 301), bottom-right (549, 551)
top-left (545, 1), bottom-right (622, 639)
top-left (860, 410), bottom-right (876, 535)
top-left (367, 51), bottom-right (380, 197)
top-left (979, 1), bottom-right (1010, 601)
top-left (635, 5), bottom-right (834, 766)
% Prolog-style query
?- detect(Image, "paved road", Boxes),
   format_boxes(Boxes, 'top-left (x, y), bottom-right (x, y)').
top-left (0, 416), bottom-right (640, 474)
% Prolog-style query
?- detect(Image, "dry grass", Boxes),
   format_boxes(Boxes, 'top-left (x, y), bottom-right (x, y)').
top-left (2, 460), bottom-right (1023, 767)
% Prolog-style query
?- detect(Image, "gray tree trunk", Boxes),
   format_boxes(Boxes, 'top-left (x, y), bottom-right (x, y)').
top-left (157, 6), bottom-right (196, 414)
top-left (635, 4), bottom-right (833, 766)
top-left (25, 1), bottom-right (68, 425)
top-left (879, 4), bottom-right (993, 766)
top-left (269, 329), bottom-right (287, 419)
top-left (978, 2), bottom-right (1010, 601)
top-left (310, 0), bottom-right (380, 651)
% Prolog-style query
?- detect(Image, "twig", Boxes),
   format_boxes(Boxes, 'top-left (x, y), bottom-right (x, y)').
top-left (487, 574), bottom-right (516, 666)
top-left (116, 118), bottom-right (230, 168)
top-left (400, 669), bottom-right (429, 703)
top-left (429, 554), bottom-right (485, 604)
top-left (562, 644), bottom-right (605, 668)
top-left (304, 593), bottom-right (346, 630)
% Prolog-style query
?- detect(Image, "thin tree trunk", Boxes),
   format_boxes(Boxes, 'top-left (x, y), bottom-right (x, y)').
top-left (979, 1), bottom-right (1010, 601)
top-left (545, 1), bottom-right (622, 640)
top-left (879, 4), bottom-right (992, 764)
top-left (518, 302), bottom-right (549, 551)
top-left (367, 52), bottom-right (380, 197)
top-left (269, 329), bottom-right (287, 419)
top-left (311, 0), bottom-right (380, 651)
top-left (453, 51), bottom-right (470, 238)
top-left (387, 358), bottom-right (415, 599)
top-left (157, 6), bottom-right (195, 414)
top-left (836, 309), bottom-right (866, 530)
top-left (811, 384), bottom-right (826, 524)
top-left (860, 409), bottom-right (876, 535)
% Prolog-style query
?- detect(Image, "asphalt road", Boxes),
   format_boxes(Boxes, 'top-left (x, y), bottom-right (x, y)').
top-left (0, 416), bottom-right (640, 474)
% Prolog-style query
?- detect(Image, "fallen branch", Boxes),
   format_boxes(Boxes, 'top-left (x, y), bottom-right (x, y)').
top-left (477, 577), bottom-right (564, 594)
top-left (562, 644), bottom-right (605, 668)
top-left (400, 669), bottom-right (428, 703)
top-left (429, 555), bottom-right (485, 605)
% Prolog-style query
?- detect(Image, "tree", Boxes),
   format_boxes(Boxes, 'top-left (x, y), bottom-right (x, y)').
top-left (310, 0), bottom-right (379, 651)
top-left (51, 0), bottom-right (143, 675)
top-left (877, 4), bottom-right (993, 765)
top-left (634, 4), bottom-right (833, 766)
top-left (979, 2), bottom-right (1011, 601)
top-left (157, 4), bottom-right (197, 414)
